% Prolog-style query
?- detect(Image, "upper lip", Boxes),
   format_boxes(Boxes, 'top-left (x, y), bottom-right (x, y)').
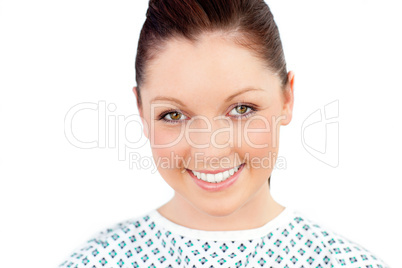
top-left (187, 163), bottom-right (243, 174)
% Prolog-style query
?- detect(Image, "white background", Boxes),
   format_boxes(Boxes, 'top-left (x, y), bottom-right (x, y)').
top-left (0, 0), bottom-right (400, 267)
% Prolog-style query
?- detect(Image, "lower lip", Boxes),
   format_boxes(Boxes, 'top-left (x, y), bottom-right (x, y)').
top-left (187, 164), bottom-right (245, 192)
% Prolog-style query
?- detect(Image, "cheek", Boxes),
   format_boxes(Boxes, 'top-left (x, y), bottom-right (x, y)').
top-left (237, 115), bottom-right (281, 170)
top-left (242, 117), bottom-right (279, 151)
top-left (150, 124), bottom-right (186, 147)
top-left (150, 126), bottom-right (189, 174)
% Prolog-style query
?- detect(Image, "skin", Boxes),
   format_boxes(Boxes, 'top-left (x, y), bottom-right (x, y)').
top-left (133, 32), bottom-right (295, 231)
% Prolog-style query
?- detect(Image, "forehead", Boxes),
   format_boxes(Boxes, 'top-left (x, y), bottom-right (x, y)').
top-left (142, 33), bottom-right (280, 100)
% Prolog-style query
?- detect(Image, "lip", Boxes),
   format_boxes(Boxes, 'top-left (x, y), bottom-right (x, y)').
top-left (187, 163), bottom-right (245, 192)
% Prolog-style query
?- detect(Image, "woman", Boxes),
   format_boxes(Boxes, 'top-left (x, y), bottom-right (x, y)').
top-left (59, 0), bottom-right (389, 267)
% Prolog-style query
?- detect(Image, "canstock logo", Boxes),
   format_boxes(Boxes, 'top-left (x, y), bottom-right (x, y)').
top-left (301, 100), bottom-right (339, 167)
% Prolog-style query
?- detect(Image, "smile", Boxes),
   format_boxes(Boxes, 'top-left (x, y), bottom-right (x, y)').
top-left (189, 164), bottom-right (244, 183)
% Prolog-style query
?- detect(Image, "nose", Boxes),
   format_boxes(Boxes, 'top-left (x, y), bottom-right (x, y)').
top-left (187, 116), bottom-right (234, 167)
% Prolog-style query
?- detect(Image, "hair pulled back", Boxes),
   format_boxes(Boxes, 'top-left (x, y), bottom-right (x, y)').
top-left (135, 0), bottom-right (288, 109)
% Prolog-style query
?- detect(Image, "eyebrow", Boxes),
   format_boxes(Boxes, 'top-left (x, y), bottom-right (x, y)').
top-left (151, 96), bottom-right (187, 107)
top-left (225, 87), bottom-right (265, 102)
top-left (150, 87), bottom-right (264, 106)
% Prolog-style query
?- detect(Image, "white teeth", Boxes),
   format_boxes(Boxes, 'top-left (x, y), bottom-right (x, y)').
top-left (191, 164), bottom-right (243, 183)
top-left (206, 174), bottom-right (214, 183)
top-left (215, 172), bottom-right (223, 182)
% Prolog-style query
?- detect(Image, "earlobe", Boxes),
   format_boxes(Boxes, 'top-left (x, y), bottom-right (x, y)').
top-left (141, 117), bottom-right (149, 140)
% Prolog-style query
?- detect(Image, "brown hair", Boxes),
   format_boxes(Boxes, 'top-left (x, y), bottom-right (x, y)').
top-left (135, 0), bottom-right (288, 187)
top-left (135, 0), bottom-right (288, 108)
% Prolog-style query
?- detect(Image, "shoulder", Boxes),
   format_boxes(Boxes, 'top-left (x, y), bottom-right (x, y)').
top-left (57, 210), bottom-right (155, 268)
top-left (284, 208), bottom-right (389, 267)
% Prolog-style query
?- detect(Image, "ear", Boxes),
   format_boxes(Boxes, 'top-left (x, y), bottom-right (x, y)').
top-left (132, 86), bottom-right (142, 116)
top-left (280, 71), bottom-right (295, 126)
top-left (132, 86), bottom-right (149, 139)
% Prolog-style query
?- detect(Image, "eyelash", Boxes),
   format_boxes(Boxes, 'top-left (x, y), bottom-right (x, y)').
top-left (157, 109), bottom-right (187, 124)
top-left (157, 103), bottom-right (258, 124)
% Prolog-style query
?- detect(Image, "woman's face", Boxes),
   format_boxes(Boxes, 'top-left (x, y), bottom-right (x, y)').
top-left (136, 33), bottom-right (294, 217)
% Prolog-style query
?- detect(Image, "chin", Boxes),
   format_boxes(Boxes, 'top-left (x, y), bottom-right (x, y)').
top-left (193, 197), bottom-right (245, 218)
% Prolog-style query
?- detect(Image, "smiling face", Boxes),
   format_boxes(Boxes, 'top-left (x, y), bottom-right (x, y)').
top-left (135, 32), bottom-right (294, 218)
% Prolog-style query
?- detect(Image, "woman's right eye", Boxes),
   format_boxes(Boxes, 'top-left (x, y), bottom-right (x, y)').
top-left (160, 111), bottom-right (188, 123)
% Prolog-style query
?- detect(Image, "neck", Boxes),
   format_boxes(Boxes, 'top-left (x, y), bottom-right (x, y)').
top-left (157, 184), bottom-right (285, 231)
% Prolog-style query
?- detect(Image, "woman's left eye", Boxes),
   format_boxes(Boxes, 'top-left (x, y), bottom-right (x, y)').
top-left (228, 105), bottom-right (254, 117)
